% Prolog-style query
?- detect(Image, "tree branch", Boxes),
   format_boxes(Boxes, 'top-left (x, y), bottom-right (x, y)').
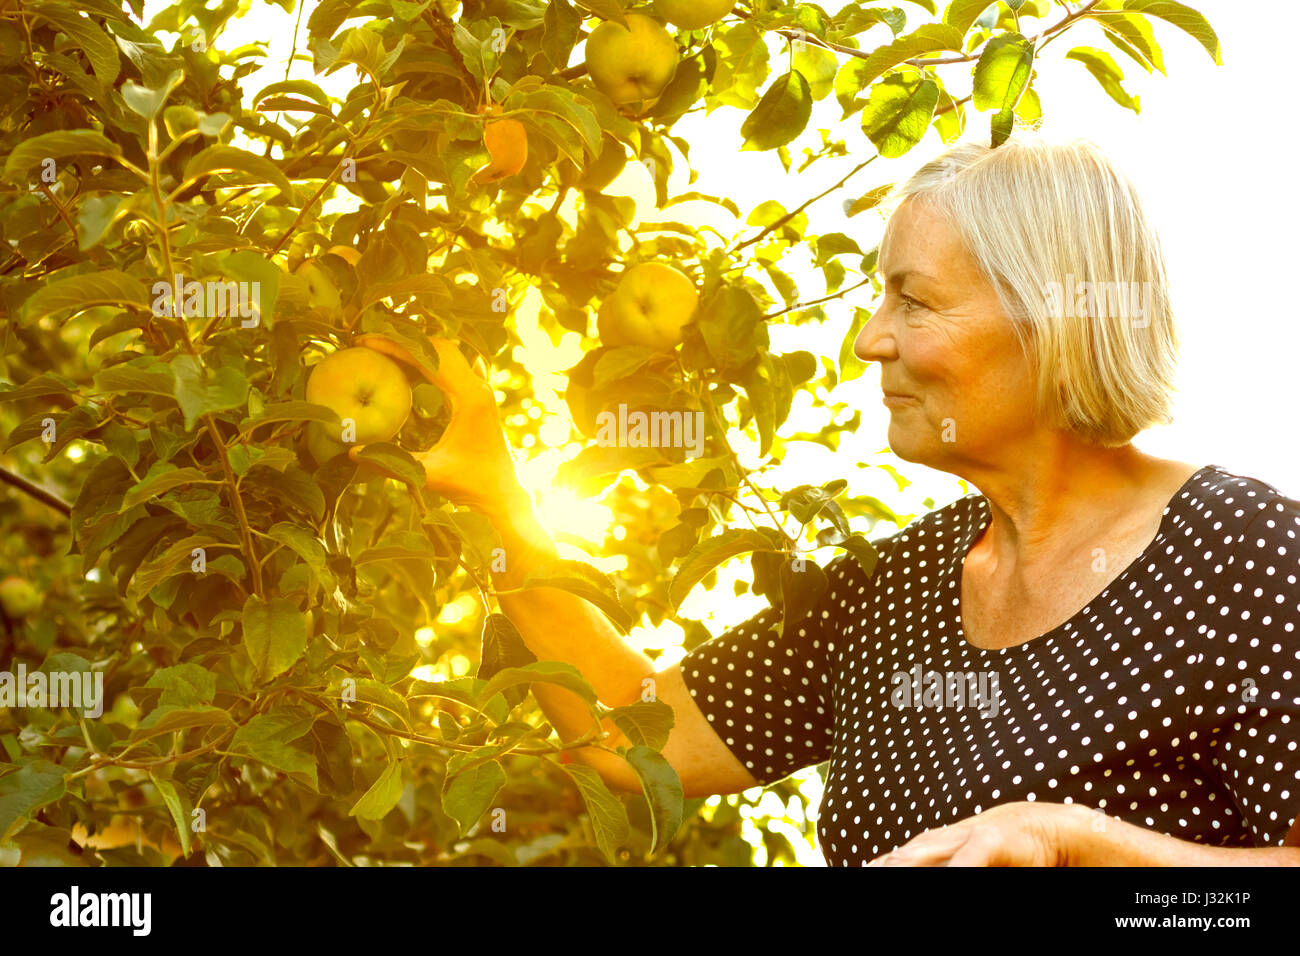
top-left (0, 465), bottom-right (72, 516)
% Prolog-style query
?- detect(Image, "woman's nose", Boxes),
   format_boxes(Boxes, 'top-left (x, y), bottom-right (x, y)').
top-left (853, 305), bottom-right (896, 364)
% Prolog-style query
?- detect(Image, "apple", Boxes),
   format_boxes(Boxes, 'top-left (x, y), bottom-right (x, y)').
top-left (305, 347), bottom-right (413, 453)
top-left (295, 258), bottom-right (342, 319)
top-left (654, 0), bottom-right (734, 31)
top-left (0, 576), bottom-right (40, 618)
top-left (585, 13), bottom-right (679, 114)
top-left (596, 262), bottom-right (698, 350)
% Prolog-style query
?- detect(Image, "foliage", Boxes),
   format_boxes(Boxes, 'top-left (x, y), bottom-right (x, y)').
top-left (0, 0), bottom-right (1215, 866)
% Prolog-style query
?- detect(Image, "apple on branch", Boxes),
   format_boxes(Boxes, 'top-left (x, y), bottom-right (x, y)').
top-left (294, 257), bottom-right (343, 321)
top-left (596, 262), bottom-right (699, 350)
top-left (654, 0), bottom-right (735, 31)
top-left (585, 13), bottom-right (679, 115)
top-left (0, 576), bottom-right (40, 618)
top-left (304, 347), bottom-right (414, 464)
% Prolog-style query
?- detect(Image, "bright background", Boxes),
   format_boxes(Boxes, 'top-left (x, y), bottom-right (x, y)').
top-left (140, 0), bottom-right (1293, 865)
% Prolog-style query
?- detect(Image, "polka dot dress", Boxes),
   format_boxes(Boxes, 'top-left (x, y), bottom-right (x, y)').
top-left (681, 464), bottom-right (1300, 865)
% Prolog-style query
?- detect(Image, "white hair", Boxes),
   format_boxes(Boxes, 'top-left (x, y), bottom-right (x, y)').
top-left (882, 135), bottom-right (1178, 446)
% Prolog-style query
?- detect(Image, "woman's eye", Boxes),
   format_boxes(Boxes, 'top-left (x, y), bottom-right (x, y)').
top-left (898, 294), bottom-right (922, 312)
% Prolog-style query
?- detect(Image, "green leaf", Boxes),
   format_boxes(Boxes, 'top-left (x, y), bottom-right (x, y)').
top-left (478, 613), bottom-right (537, 708)
top-left (240, 401), bottom-right (341, 429)
top-left (145, 663), bottom-right (217, 707)
top-left (669, 529), bottom-right (778, 608)
top-left (229, 710), bottom-right (319, 790)
top-left (149, 772), bottom-right (192, 857)
top-left (120, 465), bottom-right (211, 513)
top-left (22, 270), bottom-right (149, 323)
top-left (560, 761), bottom-right (629, 863)
top-left (608, 699), bottom-right (674, 750)
top-left (170, 354), bottom-right (250, 430)
top-left (350, 759), bottom-right (405, 820)
top-left (973, 33), bottom-right (1034, 113)
top-left (842, 533), bottom-right (880, 577)
top-left (477, 661), bottom-right (600, 712)
top-left (93, 363), bottom-right (175, 397)
top-left (943, 0), bottom-right (998, 36)
top-left (741, 71), bottom-right (812, 151)
top-left (264, 522), bottom-right (335, 590)
top-left (520, 559), bottom-right (635, 634)
top-left (242, 595), bottom-right (309, 682)
top-left (353, 442), bottom-right (426, 490)
top-left (844, 23), bottom-right (965, 94)
top-left (0, 371), bottom-right (80, 403)
top-left (0, 760), bottom-right (65, 840)
top-left (181, 145), bottom-right (294, 196)
top-left (30, 2), bottom-right (120, 83)
top-left (132, 705), bottom-right (234, 739)
top-left (1089, 4), bottom-right (1165, 74)
top-left (861, 74), bottom-right (939, 158)
top-left (625, 745), bottom-right (683, 854)
top-left (1122, 0), bottom-right (1220, 64)
top-left (779, 557), bottom-right (829, 636)
top-left (442, 760), bottom-right (506, 837)
top-left (1065, 47), bottom-right (1140, 112)
top-left (120, 69), bottom-right (185, 118)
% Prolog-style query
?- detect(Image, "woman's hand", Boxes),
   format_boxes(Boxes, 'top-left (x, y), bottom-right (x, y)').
top-left (349, 334), bottom-right (523, 515)
top-left (867, 801), bottom-right (1091, 867)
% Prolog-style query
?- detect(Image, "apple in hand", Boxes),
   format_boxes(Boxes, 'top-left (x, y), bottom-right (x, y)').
top-left (0, 576), bottom-right (40, 618)
top-left (596, 262), bottom-right (698, 350)
top-left (654, 0), bottom-right (734, 31)
top-left (585, 13), bottom-right (679, 114)
top-left (305, 347), bottom-right (413, 460)
top-left (295, 258), bottom-right (343, 319)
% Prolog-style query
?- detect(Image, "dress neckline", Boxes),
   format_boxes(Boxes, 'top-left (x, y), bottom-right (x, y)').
top-left (955, 463), bottom-right (1220, 654)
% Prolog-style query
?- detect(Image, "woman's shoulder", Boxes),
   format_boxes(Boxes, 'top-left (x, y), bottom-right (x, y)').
top-left (866, 491), bottom-right (986, 568)
top-left (1172, 463), bottom-right (1300, 538)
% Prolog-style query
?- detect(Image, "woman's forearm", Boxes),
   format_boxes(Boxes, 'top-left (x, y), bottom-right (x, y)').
top-left (481, 490), bottom-right (652, 776)
top-left (1072, 807), bottom-right (1300, 865)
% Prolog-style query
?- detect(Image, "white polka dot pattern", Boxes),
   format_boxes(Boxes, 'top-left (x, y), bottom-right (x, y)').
top-left (680, 464), bottom-right (1300, 864)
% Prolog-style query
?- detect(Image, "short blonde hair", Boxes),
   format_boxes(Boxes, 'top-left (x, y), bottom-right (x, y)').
top-left (882, 135), bottom-right (1178, 446)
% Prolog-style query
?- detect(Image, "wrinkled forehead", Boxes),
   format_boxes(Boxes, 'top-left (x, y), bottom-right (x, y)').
top-left (877, 197), bottom-right (962, 279)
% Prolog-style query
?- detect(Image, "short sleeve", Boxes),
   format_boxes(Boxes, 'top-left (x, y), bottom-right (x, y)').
top-left (1190, 494), bottom-right (1300, 846)
top-left (679, 554), bottom-right (864, 785)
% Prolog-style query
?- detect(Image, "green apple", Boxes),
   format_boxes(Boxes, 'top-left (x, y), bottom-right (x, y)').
top-left (305, 347), bottom-right (414, 451)
top-left (0, 576), bottom-right (40, 618)
top-left (295, 258), bottom-right (342, 319)
top-left (654, 0), bottom-right (734, 31)
top-left (597, 262), bottom-right (698, 350)
top-left (586, 13), bottom-right (679, 113)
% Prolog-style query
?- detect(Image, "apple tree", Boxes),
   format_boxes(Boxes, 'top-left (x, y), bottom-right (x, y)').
top-left (0, 0), bottom-right (1219, 866)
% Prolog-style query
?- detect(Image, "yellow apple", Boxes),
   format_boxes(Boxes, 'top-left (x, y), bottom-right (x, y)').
top-left (654, 0), bottom-right (734, 31)
top-left (596, 262), bottom-right (698, 350)
top-left (0, 576), bottom-right (39, 618)
top-left (295, 258), bottom-right (342, 318)
top-left (305, 347), bottom-right (413, 451)
top-left (585, 13), bottom-right (679, 113)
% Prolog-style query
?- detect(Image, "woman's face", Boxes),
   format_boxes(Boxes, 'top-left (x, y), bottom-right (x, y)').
top-left (853, 198), bottom-right (1039, 474)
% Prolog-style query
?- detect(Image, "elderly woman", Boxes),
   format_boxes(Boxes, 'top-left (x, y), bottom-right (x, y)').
top-left (358, 137), bottom-right (1300, 866)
